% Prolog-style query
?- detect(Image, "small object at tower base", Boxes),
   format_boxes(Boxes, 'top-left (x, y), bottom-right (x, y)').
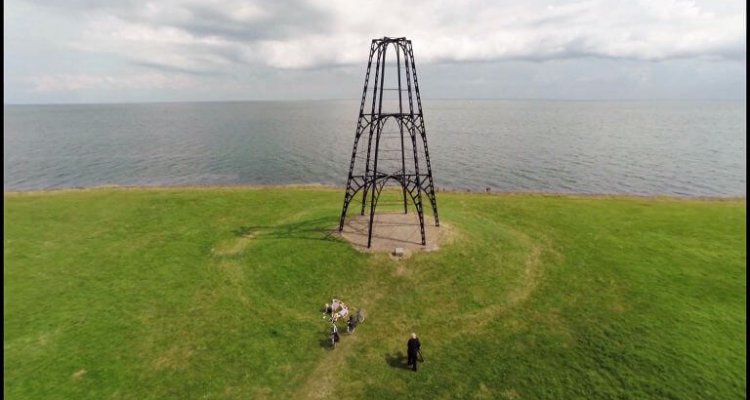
top-left (393, 247), bottom-right (405, 257)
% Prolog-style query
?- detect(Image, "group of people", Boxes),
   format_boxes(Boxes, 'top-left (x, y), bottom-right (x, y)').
top-left (323, 298), bottom-right (361, 333)
top-left (321, 298), bottom-right (422, 372)
top-left (323, 298), bottom-right (349, 322)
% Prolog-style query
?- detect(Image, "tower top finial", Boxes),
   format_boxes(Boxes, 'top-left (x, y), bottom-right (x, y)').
top-left (372, 37), bottom-right (409, 44)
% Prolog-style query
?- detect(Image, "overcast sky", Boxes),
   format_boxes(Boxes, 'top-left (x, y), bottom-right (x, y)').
top-left (4, 0), bottom-right (747, 104)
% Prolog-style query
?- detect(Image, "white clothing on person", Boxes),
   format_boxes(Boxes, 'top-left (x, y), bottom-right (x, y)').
top-left (336, 306), bottom-right (349, 319)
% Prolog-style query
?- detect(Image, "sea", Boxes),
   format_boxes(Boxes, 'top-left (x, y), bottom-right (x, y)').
top-left (3, 100), bottom-right (746, 197)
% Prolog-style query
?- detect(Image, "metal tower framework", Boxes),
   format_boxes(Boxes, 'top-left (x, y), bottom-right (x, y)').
top-left (339, 37), bottom-right (439, 248)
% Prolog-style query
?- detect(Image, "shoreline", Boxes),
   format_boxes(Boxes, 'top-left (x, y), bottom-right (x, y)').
top-left (3, 183), bottom-right (745, 202)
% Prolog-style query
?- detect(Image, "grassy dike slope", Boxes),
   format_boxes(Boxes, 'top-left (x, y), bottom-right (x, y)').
top-left (4, 188), bottom-right (746, 399)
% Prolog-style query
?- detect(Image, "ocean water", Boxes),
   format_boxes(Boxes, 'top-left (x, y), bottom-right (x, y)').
top-left (3, 100), bottom-right (746, 196)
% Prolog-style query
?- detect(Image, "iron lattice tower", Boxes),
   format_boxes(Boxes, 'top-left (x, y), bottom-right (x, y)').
top-left (339, 37), bottom-right (439, 248)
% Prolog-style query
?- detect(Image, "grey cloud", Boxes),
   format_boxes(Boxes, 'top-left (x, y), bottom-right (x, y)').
top-left (17, 0), bottom-right (748, 69)
top-left (4, 0), bottom-right (746, 103)
top-left (132, 61), bottom-right (231, 76)
top-left (24, 0), bottom-right (332, 41)
top-left (172, 1), bottom-right (333, 41)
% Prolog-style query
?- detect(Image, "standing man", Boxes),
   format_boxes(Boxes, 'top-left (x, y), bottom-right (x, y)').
top-left (406, 332), bottom-right (421, 372)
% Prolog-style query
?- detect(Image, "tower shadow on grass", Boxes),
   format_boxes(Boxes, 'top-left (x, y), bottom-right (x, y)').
top-left (232, 217), bottom-right (342, 242)
top-left (385, 352), bottom-right (410, 370)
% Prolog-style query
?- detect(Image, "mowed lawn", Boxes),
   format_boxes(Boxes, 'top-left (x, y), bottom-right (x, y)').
top-left (3, 188), bottom-right (746, 399)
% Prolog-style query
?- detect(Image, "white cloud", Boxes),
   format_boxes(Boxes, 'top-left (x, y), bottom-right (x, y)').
top-left (4, 0), bottom-right (746, 102)
top-left (29, 73), bottom-right (198, 92)
top-left (68, 15), bottom-right (239, 73)
top-left (54, 0), bottom-right (745, 71)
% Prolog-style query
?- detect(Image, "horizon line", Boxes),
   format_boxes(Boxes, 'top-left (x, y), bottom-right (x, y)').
top-left (4, 97), bottom-right (747, 106)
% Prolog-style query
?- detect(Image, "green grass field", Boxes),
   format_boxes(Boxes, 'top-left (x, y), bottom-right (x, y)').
top-left (4, 187), bottom-right (746, 399)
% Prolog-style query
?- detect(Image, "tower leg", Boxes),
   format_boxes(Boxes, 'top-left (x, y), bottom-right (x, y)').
top-left (397, 46), bottom-right (408, 215)
top-left (341, 43), bottom-right (377, 230)
top-left (367, 129), bottom-right (383, 248)
top-left (408, 128), bottom-right (426, 246)
top-left (361, 45), bottom-right (383, 216)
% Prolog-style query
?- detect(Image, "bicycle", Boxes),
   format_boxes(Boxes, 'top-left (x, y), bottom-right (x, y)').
top-left (346, 309), bottom-right (366, 333)
top-left (330, 320), bottom-right (340, 348)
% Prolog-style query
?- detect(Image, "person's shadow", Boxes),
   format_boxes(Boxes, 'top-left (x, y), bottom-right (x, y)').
top-left (384, 351), bottom-right (410, 369)
top-left (319, 337), bottom-right (334, 350)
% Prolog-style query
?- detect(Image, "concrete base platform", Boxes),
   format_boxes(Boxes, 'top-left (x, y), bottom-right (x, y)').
top-left (337, 212), bottom-right (447, 257)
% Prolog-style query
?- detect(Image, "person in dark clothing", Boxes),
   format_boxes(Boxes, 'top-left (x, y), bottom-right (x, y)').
top-left (406, 333), bottom-right (421, 371)
top-left (347, 315), bottom-right (358, 332)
